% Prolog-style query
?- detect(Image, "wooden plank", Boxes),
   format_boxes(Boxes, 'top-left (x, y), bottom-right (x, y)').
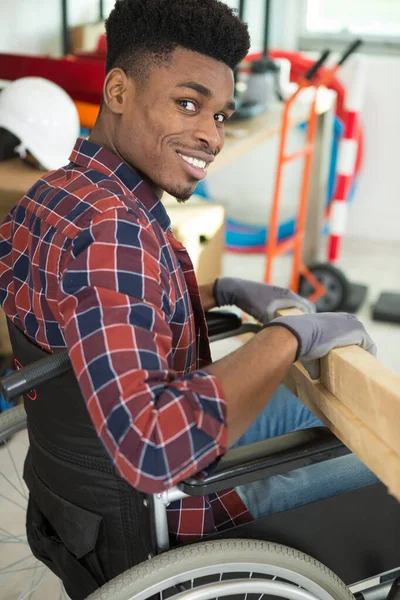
top-left (320, 346), bottom-right (400, 461)
top-left (284, 359), bottom-right (400, 502)
top-left (277, 308), bottom-right (400, 458)
top-left (275, 307), bottom-right (400, 498)
top-left (235, 309), bottom-right (400, 497)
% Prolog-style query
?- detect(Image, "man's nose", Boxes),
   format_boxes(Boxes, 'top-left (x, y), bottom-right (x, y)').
top-left (193, 117), bottom-right (223, 153)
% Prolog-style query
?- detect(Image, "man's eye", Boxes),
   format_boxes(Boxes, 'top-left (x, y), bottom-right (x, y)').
top-left (214, 113), bottom-right (227, 124)
top-left (179, 100), bottom-right (197, 112)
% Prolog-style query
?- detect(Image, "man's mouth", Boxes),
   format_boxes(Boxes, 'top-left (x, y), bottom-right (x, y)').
top-left (177, 152), bottom-right (211, 180)
top-left (178, 152), bottom-right (208, 170)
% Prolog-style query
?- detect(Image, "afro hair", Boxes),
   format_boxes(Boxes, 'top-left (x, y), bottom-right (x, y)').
top-left (105, 0), bottom-right (250, 78)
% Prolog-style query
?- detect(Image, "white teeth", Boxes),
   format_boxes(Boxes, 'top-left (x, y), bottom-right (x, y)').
top-left (178, 153), bottom-right (207, 170)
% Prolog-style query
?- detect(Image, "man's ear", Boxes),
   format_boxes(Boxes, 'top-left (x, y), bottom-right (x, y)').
top-left (102, 68), bottom-right (134, 114)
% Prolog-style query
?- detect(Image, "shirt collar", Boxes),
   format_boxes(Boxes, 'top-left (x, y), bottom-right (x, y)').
top-left (69, 137), bottom-right (171, 231)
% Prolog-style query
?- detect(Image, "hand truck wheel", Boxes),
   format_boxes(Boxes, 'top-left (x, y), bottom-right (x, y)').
top-left (299, 263), bottom-right (350, 312)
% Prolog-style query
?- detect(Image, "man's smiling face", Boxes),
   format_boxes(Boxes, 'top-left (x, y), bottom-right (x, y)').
top-left (115, 47), bottom-right (235, 200)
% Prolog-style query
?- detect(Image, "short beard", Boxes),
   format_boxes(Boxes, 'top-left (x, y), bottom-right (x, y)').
top-left (163, 182), bottom-right (195, 203)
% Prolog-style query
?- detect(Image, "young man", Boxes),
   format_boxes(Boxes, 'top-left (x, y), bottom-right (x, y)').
top-left (0, 0), bottom-right (376, 596)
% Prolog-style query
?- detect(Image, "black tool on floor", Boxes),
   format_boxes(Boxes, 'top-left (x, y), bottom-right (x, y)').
top-left (372, 292), bottom-right (400, 324)
top-left (342, 282), bottom-right (369, 314)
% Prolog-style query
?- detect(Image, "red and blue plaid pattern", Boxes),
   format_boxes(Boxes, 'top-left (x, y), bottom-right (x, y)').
top-left (0, 138), bottom-right (251, 542)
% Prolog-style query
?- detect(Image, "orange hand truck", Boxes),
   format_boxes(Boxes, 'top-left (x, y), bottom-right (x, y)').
top-left (263, 40), bottom-right (362, 308)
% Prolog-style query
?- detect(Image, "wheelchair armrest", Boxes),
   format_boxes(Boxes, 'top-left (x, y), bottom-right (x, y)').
top-left (206, 310), bottom-right (261, 342)
top-left (179, 427), bottom-right (350, 496)
top-left (206, 311), bottom-right (242, 337)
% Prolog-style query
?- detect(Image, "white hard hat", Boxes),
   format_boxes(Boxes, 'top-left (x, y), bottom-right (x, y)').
top-left (0, 77), bottom-right (80, 171)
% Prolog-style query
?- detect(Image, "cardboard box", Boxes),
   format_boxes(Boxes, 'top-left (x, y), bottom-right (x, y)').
top-left (166, 200), bottom-right (225, 286)
top-left (0, 308), bottom-right (11, 355)
top-left (0, 158), bottom-right (44, 197)
top-left (70, 22), bottom-right (106, 53)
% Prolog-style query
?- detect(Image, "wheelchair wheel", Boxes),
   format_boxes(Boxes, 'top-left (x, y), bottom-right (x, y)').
top-left (88, 538), bottom-right (353, 600)
top-left (0, 405), bottom-right (70, 599)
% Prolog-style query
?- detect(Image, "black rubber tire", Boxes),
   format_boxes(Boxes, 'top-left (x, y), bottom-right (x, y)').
top-left (299, 263), bottom-right (350, 312)
top-left (0, 404), bottom-right (27, 443)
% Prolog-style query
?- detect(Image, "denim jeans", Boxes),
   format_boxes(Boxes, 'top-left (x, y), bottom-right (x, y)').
top-left (233, 385), bottom-right (378, 519)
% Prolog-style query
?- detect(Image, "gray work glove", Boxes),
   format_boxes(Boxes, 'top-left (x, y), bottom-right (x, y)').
top-left (213, 277), bottom-right (315, 324)
top-left (265, 312), bottom-right (377, 379)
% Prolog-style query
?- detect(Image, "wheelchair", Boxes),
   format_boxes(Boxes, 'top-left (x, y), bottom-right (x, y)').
top-left (1, 311), bottom-right (400, 600)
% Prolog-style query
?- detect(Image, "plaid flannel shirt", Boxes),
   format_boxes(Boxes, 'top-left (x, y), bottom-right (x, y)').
top-left (0, 138), bottom-right (251, 542)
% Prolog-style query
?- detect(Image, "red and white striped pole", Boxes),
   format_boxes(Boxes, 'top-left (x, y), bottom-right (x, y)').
top-left (328, 56), bottom-right (367, 263)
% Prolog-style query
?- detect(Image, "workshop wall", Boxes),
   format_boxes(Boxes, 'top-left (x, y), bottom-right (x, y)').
top-left (338, 56), bottom-right (400, 243)
top-left (301, 50), bottom-right (400, 244)
top-left (0, 0), bottom-right (114, 56)
top-left (225, 0), bottom-right (301, 52)
top-left (0, 0), bottom-right (300, 58)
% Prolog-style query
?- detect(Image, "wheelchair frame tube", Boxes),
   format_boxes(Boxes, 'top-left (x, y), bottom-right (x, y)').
top-left (152, 488), bottom-right (189, 552)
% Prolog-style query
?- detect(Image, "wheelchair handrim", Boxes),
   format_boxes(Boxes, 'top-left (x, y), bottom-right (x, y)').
top-left (0, 406), bottom-right (70, 599)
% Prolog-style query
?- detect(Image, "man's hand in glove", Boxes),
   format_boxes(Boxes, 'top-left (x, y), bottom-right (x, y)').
top-left (213, 277), bottom-right (315, 324)
top-left (265, 312), bottom-right (377, 379)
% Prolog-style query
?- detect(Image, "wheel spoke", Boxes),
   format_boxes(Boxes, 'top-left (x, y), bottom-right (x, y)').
top-left (0, 410), bottom-right (57, 599)
top-left (5, 438), bottom-right (27, 500)
top-left (0, 491), bottom-right (27, 511)
top-left (19, 567), bottom-right (48, 600)
top-left (0, 553), bottom-right (39, 574)
top-left (18, 565), bottom-right (40, 600)
top-left (0, 527), bottom-right (28, 544)
top-left (1, 565), bottom-right (44, 575)
top-left (0, 471), bottom-right (28, 502)
top-left (244, 571), bottom-right (253, 600)
top-left (0, 537), bottom-right (28, 544)
top-left (216, 571), bottom-right (223, 600)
